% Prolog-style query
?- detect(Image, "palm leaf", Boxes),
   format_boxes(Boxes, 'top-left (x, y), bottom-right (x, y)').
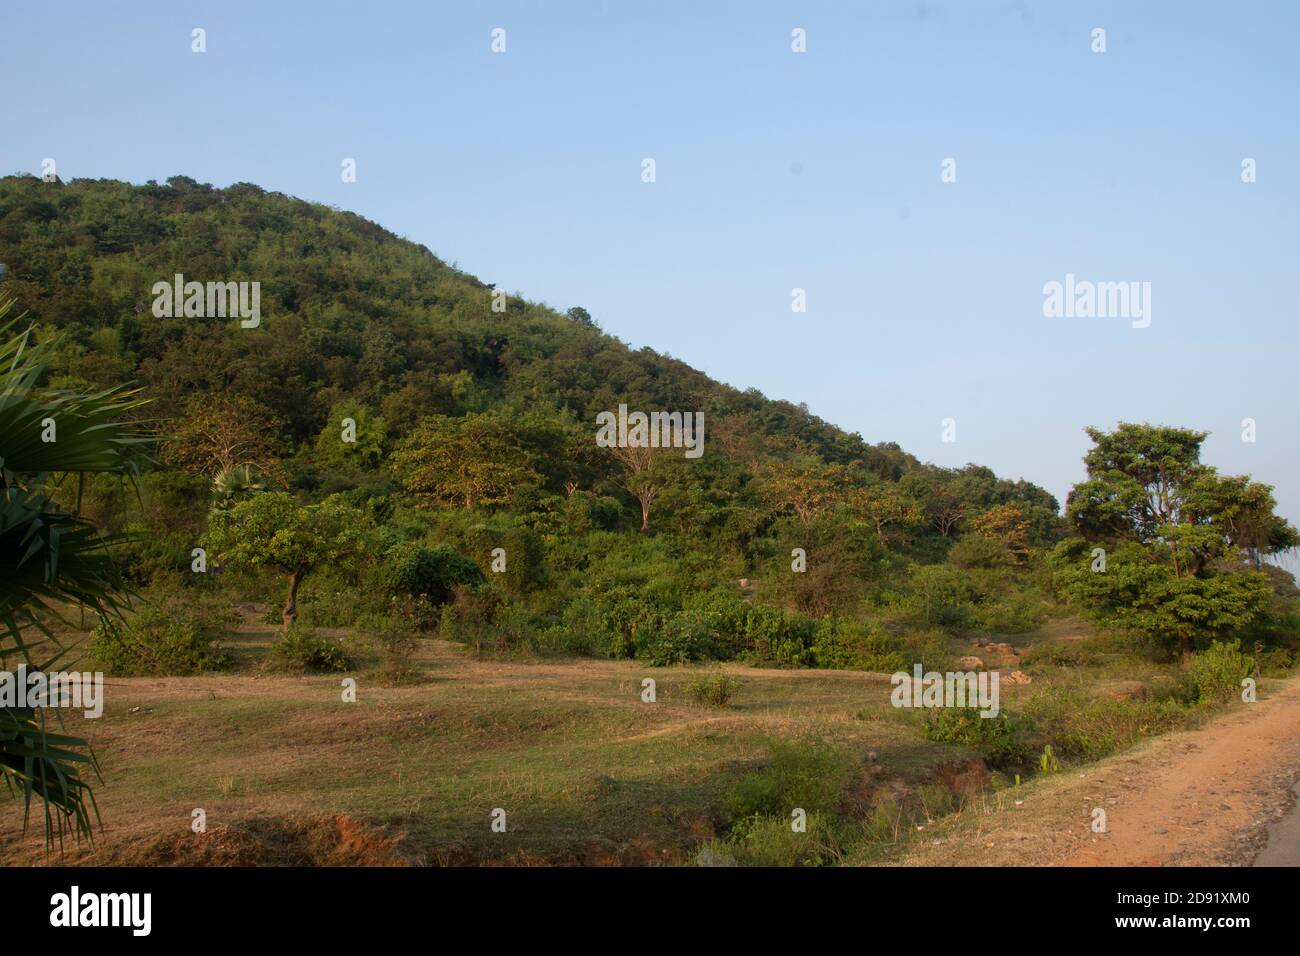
top-left (0, 299), bottom-right (148, 848)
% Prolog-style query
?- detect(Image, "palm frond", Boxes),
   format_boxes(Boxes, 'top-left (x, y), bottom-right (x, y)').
top-left (0, 299), bottom-right (148, 848)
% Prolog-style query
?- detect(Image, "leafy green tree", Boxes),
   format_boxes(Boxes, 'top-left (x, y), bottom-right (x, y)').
top-left (0, 304), bottom-right (149, 843)
top-left (1054, 539), bottom-right (1271, 666)
top-left (849, 480), bottom-right (924, 546)
top-left (314, 399), bottom-right (387, 472)
top-left (393, 411), bottom-right (542, 510)
top-left (754, 454), bottom-right (852, 523)
top-left (205, 492), bottom-right (369, 629)
top-left (381, 541), bottom-right (483, 606)
top-left (1054, 423), bottom-right (1294, 665)
top-left (607, 443), bottom-right (673, 533)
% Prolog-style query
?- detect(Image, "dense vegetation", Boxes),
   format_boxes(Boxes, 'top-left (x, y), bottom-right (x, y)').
top-left (2, 172), bottom-right (1298, 858)
top-left (0, 173), bottom-right (1294, 681)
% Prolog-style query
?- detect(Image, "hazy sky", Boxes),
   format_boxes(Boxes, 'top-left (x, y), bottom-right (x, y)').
top-left (4, 1), bottom-right (1297, 528)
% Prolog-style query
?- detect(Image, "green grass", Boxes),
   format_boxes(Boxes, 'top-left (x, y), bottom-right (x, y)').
top-left (2, 606), bottom-right (1278, 866)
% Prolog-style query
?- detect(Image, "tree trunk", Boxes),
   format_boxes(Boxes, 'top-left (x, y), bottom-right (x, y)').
top-left (1180, 633), bottom-right (1194, 669)
top-left (283, 568), bottom-right (304, 630)
top-left (639, 497), bottom-right (651, 532)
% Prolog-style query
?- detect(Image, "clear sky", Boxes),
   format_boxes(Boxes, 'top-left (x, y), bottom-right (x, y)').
top-left (4, 1), bottom-right (1298, 530)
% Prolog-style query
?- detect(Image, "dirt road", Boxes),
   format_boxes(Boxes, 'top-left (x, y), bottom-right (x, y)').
top-left (898, 674), bottom-right (1300, 867)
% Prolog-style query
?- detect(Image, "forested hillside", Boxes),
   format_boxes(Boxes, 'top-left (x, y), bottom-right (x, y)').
top-left (0, 173), bottom-right (1291, 676)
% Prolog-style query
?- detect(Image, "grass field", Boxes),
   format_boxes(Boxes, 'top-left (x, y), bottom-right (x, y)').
top-left (0, 606), bottom-right (1274, 866)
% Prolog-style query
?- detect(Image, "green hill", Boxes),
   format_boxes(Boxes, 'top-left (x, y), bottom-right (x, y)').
top-left (0, 172), bottom-right (1065, 667)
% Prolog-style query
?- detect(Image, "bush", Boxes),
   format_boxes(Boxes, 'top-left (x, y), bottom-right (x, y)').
top-left (381, 542), bottom-right (483, 607)
top-left (369, 601), bottom-right (422, 684)
top-left (685, 673), bottom-right (734, 707)
top-left (271, 624), bottom-right (353, 673)
top-left (462, 520), bottom-right (546, 593)
top-left (896, 628), bottom-right (960, 673)
top-left (726, 740), bottom-right (853, 822)
top-left (922, 707), bottom-right (1034, 771)
top-left (971, 590), bottom-right (1048, 634)
top-left (638, 614), bottom-right (724, 666)
top-left (1020, 687), bottom-right (1189, 762)
top-left (715, 811), bottom-right (846, 866)
top-left (299, 580), bottom-right (378, 628)
top-left (1182, 639), bottom-right (1253, 706)
top-left (812, 617), bottom-right (899, 671)
top-left (949, 535), bottom-right (1013, 571)
top-left (90, 595), bottom-right (233, 676)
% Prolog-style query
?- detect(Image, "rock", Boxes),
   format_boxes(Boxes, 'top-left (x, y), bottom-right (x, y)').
top-left (1004, 670), bottom-right (1032, 685)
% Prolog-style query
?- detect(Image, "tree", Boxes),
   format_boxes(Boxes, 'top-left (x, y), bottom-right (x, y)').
top-left (849, 481), bottom-right (924, 546)
top-left (205, 492), bottom-right (369, 629)
top-left (969, 502), bottom-right (1033, 564)
top-left (927, 487), bottom-right (966, 538)
top-left (754, 455), bottom-right (852, 523)
top-left (1054, 540), bottom-right (1271, 667)
top-left (607, 443), bottom-right (670, 532)
top-left (566, 306), bottom-right (598, 329)
top-left (393, 411), bottom-right (541, 510)
top-left (314, 399), bottom-right (387, 473)
top-left (211, 464), bottom-right (268, 511)
top-left (1054, 423), bottom-right (1295, 665)
top-left (0, 304), bottom-right (149, 843)
top-left (161, 393), bottom-right (283, 482)
top-left (381, 542), bottom-right (484, 607)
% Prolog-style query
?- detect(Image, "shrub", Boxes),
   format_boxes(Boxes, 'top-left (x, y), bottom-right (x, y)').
top-left (721, 811), bottom-right (846, 866)
top-left (1258, 646), bottom-right (1295, 678)
top-left (299, 577), bottom-right (381, 628)
top-left (897, 628), bottom-right (960, 673)
top-left (381, 542), bottom-right (483, 608)
top-left (561, 491), bottom-right (623, 535)
top-left (369, 601), bottom-right (422, 685)
top-left (638, 614), bottom-right (723, 666)
top-left (1182, 639), bottom-right (1253, 706)
top-left (685, 673), bottom-right (734, 707)
top-left (738, 606), bottom-right (816, 665)
top-left (726, 740), bottom-right (853, 822)
top-left (972, 590), bottom-right (1048, 633)
top-left (922, 707), bottom-right (1034, 771)
top-left (948, 535), bottom-right (1013, 571)
top-left (1020, 687), bottom-right (1190, 762)
top-left (811, 617), bottom-right (906, 672)
top-left (462, 520), bottom-right (546, 593)
top-left (90, 599), bottom-right (233, 676)
top-left (271, 624), bottom-right (353, 673)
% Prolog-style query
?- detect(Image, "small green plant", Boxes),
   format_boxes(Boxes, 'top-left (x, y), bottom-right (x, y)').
top-left (271, 624), bottom-right (353, 673)
top-left (371, 598), bottom-right (422, 685)
top-left (1039, 743), bottom-right (1061, 774)
top-left (716, 811), bottom-right (846, 866)
top-left (685, 673), bottom-right (733, 707)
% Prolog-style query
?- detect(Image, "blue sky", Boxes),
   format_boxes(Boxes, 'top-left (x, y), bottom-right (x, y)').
top-left (4, 1), bottom-right (1298, 530)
